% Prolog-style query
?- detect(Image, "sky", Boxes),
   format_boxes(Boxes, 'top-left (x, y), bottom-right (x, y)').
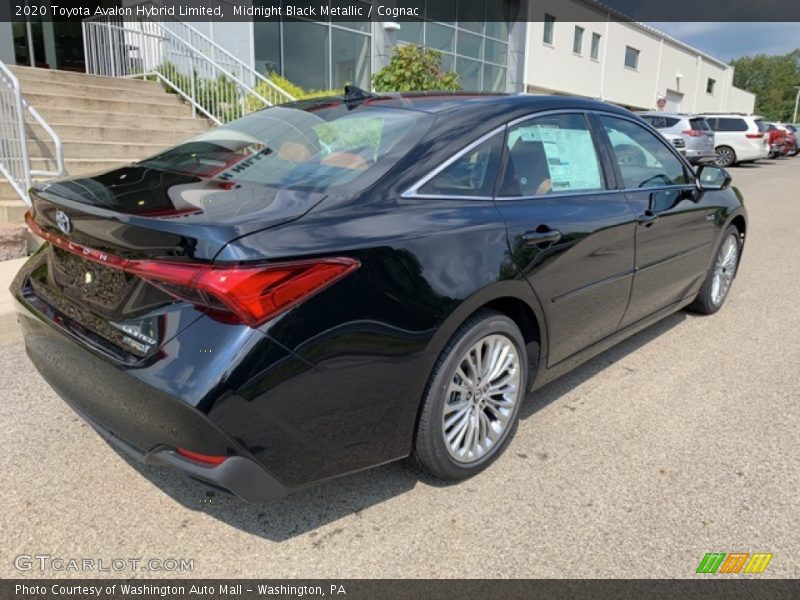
top-left (647, 23), bottom-right (800, 62)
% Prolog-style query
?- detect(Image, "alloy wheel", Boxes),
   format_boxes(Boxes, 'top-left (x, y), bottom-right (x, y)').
top-left (711, 234), bottom-right (739, 306)
top-left (442, 334), bottom-right (522, 464)
top-left (715, 147), bottom-right (734, 167)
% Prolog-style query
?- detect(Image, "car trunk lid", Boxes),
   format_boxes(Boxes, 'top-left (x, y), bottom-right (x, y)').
top-left (23, 165), bottom-right (327, 360)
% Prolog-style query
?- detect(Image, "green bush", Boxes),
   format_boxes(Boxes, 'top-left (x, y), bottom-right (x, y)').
top-left (372, 44), bottom-right (460, 93)
top-left (245, 73), bottom-right (340, 112)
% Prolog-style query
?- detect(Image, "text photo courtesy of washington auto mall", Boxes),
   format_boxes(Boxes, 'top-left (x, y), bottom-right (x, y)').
top-left (1, 0), bottom-right (800, 598)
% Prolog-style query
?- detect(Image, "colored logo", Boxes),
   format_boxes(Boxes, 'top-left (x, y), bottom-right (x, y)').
top-left (696, 552), bottom-right (773, 574)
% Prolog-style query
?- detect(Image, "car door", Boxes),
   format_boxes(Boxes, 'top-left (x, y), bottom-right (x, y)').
top-left (595, 113), bottom-right (718, 327)
top-left (493, 111), bottom-right (637, 367)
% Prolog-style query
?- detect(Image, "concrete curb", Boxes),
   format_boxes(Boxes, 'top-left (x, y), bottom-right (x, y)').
top-left (0, 257), bottom-right (27, 346)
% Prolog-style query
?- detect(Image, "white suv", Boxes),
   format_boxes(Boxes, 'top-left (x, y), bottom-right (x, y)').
top-left (702, 114), bottom-right (770, 167)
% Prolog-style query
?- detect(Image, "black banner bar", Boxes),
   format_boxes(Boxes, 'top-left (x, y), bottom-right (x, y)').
top-left (4, 579), bottom-right (800, 600)
top-left (2, 0), bottom-right (800, 22)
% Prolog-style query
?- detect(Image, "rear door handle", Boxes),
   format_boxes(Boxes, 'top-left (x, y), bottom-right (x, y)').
top-left (522, 229), bottom-right (562, 246)
top-left (637, 211), bottom-right (659, 226)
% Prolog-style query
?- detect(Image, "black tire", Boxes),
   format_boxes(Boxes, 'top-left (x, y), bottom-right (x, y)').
top-left (714, 146), bottom-right (736, 168)
top-left (688, 225), bottom-right (741, 315)
top-left (412, 309), bottom-right (529, 480)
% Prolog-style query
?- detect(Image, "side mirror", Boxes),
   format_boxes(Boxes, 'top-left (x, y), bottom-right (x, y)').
top-left (696, 165), bottom-right (731, 191)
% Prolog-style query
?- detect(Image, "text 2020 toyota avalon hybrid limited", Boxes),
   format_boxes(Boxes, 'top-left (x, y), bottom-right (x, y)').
top-left (12, 91), bottom-right (746, 501)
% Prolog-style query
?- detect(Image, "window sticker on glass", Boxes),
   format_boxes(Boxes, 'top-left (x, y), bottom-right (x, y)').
top-left (506, 122), bottom-right (603, 193)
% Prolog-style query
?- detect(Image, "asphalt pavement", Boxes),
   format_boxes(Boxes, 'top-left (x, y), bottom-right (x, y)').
top-left (1, 158), bottom-right (798, 578)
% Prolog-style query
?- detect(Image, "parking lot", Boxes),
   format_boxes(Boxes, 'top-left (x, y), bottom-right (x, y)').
top-left (1, 157), bottom-right (799, 579)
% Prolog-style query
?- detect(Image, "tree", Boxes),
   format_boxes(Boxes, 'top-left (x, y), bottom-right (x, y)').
top-left (731, 50), bottom-right (800, 121)
top-left (372, 44), bottom-right (461, 93)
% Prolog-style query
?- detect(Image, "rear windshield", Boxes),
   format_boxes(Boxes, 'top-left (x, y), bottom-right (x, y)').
top-left (755, 119), bottom-right (768, 133)
top-left (640, 115), bottom-right (680, 129)
top-left (689, 118), bottom-right (711, 131)
top-left (138, 102), bottom-right (434, 192)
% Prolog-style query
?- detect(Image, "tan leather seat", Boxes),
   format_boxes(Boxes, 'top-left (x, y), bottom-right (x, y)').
top-left (277, 141), bottom-right (312, 163)
top-left (320, 152), bottom-right (368, 170)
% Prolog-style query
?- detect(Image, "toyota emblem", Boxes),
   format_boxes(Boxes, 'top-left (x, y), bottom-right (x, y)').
top-left (55, 210), bottom-right (72, 234)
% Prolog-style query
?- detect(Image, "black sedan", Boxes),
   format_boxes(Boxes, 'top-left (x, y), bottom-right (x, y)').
top-left (12, 91), bottom-right (746, 500)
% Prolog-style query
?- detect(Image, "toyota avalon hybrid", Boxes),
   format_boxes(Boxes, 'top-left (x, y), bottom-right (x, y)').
top-left (12, 91), bottom-right (746, 501)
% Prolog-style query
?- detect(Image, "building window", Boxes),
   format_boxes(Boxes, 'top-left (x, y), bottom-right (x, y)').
top-left (395, 1), bottom-right (516, 92)
top-left (254, 13), bottom-right (372, 90)
top-left (706, 78), bottom-right (716, 95)
top-left (543, 14), bottom-right (555, 45)
top-left (573, 26), bottom-right (584, 55)
top-left (624, 46), bottom-right (640, 70)
top-left (590, 32), bottom-right (601, 60)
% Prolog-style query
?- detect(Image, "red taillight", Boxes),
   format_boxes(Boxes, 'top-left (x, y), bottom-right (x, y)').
top-left (176, 448), bottom-right (227, 466)
top-left (682, 129), bottom-right (703, 137)
top-left (25, 211), bottom-right (359, 326)
top-left (746, 133), bottom-right (764, 139)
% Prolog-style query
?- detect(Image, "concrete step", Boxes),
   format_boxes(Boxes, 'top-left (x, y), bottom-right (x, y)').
top-left (31, 158), bottom-right (134, 177)
top-left (0, 200), bottom-right (28, 226)
top-left (10, 65), bottom-right (164, 93)
top-left (0, 180), bottom-right (24, 202)
top-left (33, 106), bottom-right (210, 131)
top-left (26, 140), bottom-right (173, 160)
top-left (23, 122), bottom-right (206, 145)
top-left (23, 92), bottom-right (188, 116)
top-left (16, 78), bottom-right (175, 101)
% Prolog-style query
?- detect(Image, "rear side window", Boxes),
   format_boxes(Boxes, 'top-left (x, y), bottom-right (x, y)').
top-left (418, 132), bottom-right (503, 197)
top-left (713, 118), bottom-right (748, 132)
top-left (499, 113), bottom-right (605, 196)
top-left (600, 115), bottom-right (687, 189)
top-left (689, 118), bottom-right (711, 131)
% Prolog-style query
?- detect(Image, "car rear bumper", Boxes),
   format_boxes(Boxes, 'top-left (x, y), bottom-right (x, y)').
top-left (12, 288), bottom-right (293, 502)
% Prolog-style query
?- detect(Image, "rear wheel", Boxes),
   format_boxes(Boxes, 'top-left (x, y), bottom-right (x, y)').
top-left (688, 225), bottom-right (741, 315)
top-left (714, 146), bottom-right (736, 168)
top-left (413, 310), bottom-right (528, 480)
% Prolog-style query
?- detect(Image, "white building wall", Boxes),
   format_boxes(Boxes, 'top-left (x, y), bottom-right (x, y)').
top-left (524, 0), bottom-right (756, 114)
top-left (727, 86), bottom-right (758, 114)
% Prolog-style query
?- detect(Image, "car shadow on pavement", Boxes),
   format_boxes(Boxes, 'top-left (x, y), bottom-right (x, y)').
top-left (115, 311), bottom-right (687, 542)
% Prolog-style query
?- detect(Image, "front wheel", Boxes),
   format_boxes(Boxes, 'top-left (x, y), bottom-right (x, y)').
top-left (688, 225), bottom-right (741, 315)
top-left (714, 146), bottom-right (736, 168)
top-left (412, 310), bottom-right (528, 480)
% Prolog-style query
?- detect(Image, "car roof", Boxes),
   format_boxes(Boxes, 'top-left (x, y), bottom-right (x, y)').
top-left (292, 92), bottom-right (633, 117)
top-left (637, 111), bottom-right (698, 118)
top-left (701, 113), bottom-right (763, 119)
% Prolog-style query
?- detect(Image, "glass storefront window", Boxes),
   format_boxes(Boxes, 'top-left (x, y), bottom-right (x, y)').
top-left (283, 19), bottom-right (329, 91)
top-left (331, 27), bottom-right (370, 89)
top-left (440, 53), bottom-right (455, 73)
top-left (254, 20), bottom-right (281, 75)
top-left (484, 38), bottom-right (508, 65)
top-left (457, 31), bottom-right (482, 59)
top-left (457, 57), bottom-right (481, 90)
top-left (255, 0), bottom-right (517, 94)
top-left (426, 23), bottom-right (456, 53)
top-left (457, 0), bottom-right (484, 32)
top-left (483, 64), bottom-right (507, 92)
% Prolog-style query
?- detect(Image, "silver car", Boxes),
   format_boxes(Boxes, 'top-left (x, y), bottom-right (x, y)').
top-left (637, 112), bottom-right (716, 164)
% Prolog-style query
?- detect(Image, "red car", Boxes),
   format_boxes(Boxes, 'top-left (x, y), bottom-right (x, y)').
top-left (766, 123), bottom-right (788, 158)
top-left (776, 123), bottom-right (798, 155)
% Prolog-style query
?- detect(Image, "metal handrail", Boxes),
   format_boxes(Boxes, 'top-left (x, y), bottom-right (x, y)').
top-left (0, 60), bottom-right (65, 206)
top-left (82, 14), bottom-right (295, 125)
top-left (151, 16), bottom-right (295, 104)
